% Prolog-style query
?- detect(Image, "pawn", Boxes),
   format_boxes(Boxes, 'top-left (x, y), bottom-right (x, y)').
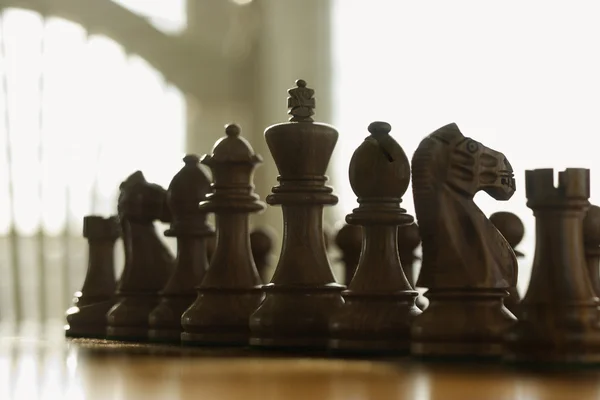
top-left (490, 212), bottom-right (525, 258)
top-left (583, 204), bottom-right (600, 297)
top-left (335, 223), bottom-right (362, 284)
top-left (148, 155), bottom-right (213, 342)
top-left (490, 211), bottom-right (524, 313)
top-left (65, 215), bottom-right (120, 338)
top-left (181, 124), bottom-right (265, 346)
top-left (106, 171), bottom-right (175, 341)
top-left (250, 227), bottom-right (275, 283)
top-left (329, 121), bottom-right (421, 354)
top-left (397, 222), bottom-right (428, 311)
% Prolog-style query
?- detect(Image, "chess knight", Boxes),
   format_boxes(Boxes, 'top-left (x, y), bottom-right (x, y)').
top-left (411, 123), bottom-right (518, 358)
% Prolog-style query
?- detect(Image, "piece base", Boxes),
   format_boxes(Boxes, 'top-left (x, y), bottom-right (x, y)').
top-left (410, 290), bottom-right (515, 358)
top-left (106, 326), bottom-right (149, 342)
top-left (249, 336), bottom-right (329, 350)
top-left (148, 328), bottom-right (182, 343)
top-left (249, 284), bottom-right (345, 351)
top-left (411, 341), bottom-right (503, 358)
top-left (65, 300), bottom-right (114, 339)
top-left (181, 331), bottom-right (249, 346)
top-left (65, 325), bottom-right (107, 339)
top-left (328, 338), bottom-right (409, 355)
top-left (504, 351), bottom-right (600, 366)
top-left (504, 303), bottom-right (600, 365)
top-left (329, 293), bottom-right (419, 355)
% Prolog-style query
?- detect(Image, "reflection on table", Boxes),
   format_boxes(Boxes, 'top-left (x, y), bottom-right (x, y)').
top-left (1, 322), bottom-right (599, 400)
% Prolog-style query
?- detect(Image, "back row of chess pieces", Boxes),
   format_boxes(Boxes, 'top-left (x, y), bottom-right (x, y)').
top-left (65, 79), bottom-right (600, 365)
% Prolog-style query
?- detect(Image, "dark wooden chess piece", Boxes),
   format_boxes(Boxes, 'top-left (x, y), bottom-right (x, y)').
top-left (181, 124), bottom-right (264, 346)
top-left (323, 225), bottom-right (333, 251)
top-left (584, 204), bottom-right (600, 298)
top-left (334, 224), bottom-right (362, 284)
top-left (249, 79), bottom-right (345, 349)
top-left (148, 155), bottom-right (213, 342)
top-left (490, 211), bottom-right (524, 313)
top-left (206, 233), bottom-right (216, 263)
top-left (106, 171), bottom-right (175, 341)
top-left (65, 215), bottom-right (120, 338)
top-left (329, 121), bottom-right (421, 354)
top-left (398, 222), bottom-right (428, 311)
top-left (208, 227), bottom-right (274, 281)
top-left (410, 123), bottom-right (517, 358)
top-left (505, 168), bottom-right (600, 364)
top-left (490, 212), bottom-right (525, 258)
top-left (250, 227), bottom-right (275, 283)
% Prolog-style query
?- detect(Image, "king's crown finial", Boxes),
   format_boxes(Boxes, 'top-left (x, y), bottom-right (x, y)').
top-left (287, 79), bottom-right (315, 122)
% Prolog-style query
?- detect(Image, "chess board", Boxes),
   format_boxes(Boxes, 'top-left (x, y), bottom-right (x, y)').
top-left (2, 323), bottom-right (599, 400)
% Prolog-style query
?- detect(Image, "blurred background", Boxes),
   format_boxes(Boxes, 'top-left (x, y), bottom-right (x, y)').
top-left (0, 0), bottom-right (599, 326)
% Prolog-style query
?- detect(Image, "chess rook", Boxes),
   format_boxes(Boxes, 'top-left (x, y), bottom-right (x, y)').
top-left (148, 155), bottom-right (213, 342)
top-left (583, 204), bottom-right (600, 298)
top-left (65, 215), bottom-right (120, 338)
top-left (505, 168), bottom-right (600, 364)
top-left (106, 172), bottom-right (175, 341)
top-left (410, 123), bottom-right (517, 358)
top-left (329, 121), bottom-right (421, 354)
top-left (181, 124), bottom-right (264, 346)
top-left (249, 79), bottom-right (344, 349)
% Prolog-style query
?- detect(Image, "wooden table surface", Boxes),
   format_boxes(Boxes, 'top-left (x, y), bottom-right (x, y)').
top-left (1, 322), bottom-right (599, 400)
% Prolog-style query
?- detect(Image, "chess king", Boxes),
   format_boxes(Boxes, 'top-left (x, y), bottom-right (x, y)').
top-left (411, 123), bottom-right (518, 358)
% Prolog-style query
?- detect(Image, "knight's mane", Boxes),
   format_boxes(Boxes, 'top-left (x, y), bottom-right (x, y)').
top-left (429, 122), bottom-right (464, 144)
top-left (411, 124), bottom-right (461, 240)
top-left (411, 135), bottom-right (439, 237)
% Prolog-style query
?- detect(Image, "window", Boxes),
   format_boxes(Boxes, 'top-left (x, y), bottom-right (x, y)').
top-left (0, 5), bottom-right (186, 322)
top-left (112, 0), bottom-right (187, 34)
top-left (331, 0), bottom-right (600, 294)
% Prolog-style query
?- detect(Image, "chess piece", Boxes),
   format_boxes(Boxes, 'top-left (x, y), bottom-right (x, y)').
top-left (410, 123), bottom-right (517, 358)
top-left (208, 228), bottom-right (273, 280)
top-left (329, 121), bottom-right (421, 354)
top-left (323, 225), bottom-right (333, 251)
top-left (584, 204), bottom-right (600, 297)
top-left (206, 233), bottom-right (216, 263)
top-left (490, 211), bottom-right (524, 313)
top-left (148, 155), bottom-right (213, 342)
top-left (335, 224), bottom-right (362, 284)
top-left (181, 124), bottom-right (264, 346)
top-left (106, 171), bottom-right (175, 341)
top-left (490, 212), bottom-right (525, 258)
top-left (505, 168), bottom-right (600, 364)
top-left (398, 222), bottom-right (428, 311)
top-left (65, 215), bottom-right (120, 338)
top-left (250, 226), bottom-right (275, 283)
top-left (249, 79), bottom-right (345, 349)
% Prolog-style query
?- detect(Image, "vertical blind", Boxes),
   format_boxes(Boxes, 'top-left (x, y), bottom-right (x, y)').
top-left (331, 0), bottom-right (600, 295)
top-left (0, 6), bottom-right (186, 324)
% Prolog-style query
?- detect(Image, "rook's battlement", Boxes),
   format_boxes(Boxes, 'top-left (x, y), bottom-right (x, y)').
top-left (525, 168), bottom-right (590, 203)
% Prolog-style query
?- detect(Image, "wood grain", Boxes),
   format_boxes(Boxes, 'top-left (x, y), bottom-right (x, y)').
top-left (2, 323), bottom-right (600, 400)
